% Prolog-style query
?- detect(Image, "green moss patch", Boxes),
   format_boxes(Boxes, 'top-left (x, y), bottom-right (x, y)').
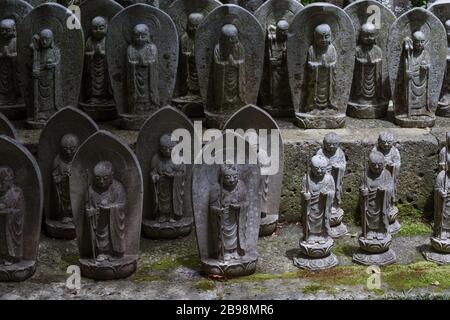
top-left (195, 280), bottom-right (216, 291)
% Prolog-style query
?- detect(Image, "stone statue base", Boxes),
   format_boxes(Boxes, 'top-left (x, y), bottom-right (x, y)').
top-left (388, 206), bottom-right (400, 234)
top-left (45, 219), bottom-right (76, 240)
top-left (293, 253), bottom-right (338, 270)
top-left (259, 214), bottom-right (278, 237)
top-left (0, 260), bottom-right (36, 282)
top-left (201, 255), bottom-right (258, 278)
top-left (80, 101), bottom-right (117, 122)
top-left (436, 100), bottom-right (450, 117)
top-left (346, 101), bottom-right (389, 119)
top-left (142, 217), bottom-right (193, 240)
top-left (205, 110), bottom-right (233, 129)
top-left (294, 112), bottom-right (346, 129)
top-left (423, 249), bottom-right (450, 265)
top-left (26, 119), bottom-right (48, 129)
top-left (119, 114), bottom-right (151, 131)
top-left (329, 208), bottom-right (348, 238)
top-left (0, 104), bottom-right (26, 120)
top-left (173, 96), bottom-right (204, 118)
top-left (394, 114), bottom-right (435, 128)
top-left (261, 105), bottom-right (295, 118)
top-left (79, 255), bottom-right (138, 280)
top-left (353, 248), bottom-right (396, 266)
top-left (430, 237), bottom-right (450, 253)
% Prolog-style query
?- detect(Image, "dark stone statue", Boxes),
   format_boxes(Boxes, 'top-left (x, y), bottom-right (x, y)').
top-left (353, 150), bottom-right (396, 266)
top-left (0, 135), bottom-right (43, 282)
top-left (294, 155), bottom-right (338, 270)
top-left (345, 0), bottom-right (395, 119)
top-left (372, 131), bottom-right (401, 234)
top-left (439, 132), bottom-right (450, 172)
top-left (316, 133), bottom-right (347, 238)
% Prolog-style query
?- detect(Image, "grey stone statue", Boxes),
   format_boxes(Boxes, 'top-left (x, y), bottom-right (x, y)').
top-left (16, 2), bottom-right (84, 129)
top-left (167, 0), bottom-right (221, 117)
top-left (195, 4), bottom-right (264, 128)
top-left (0, 112), bottom-right (18, 140)
top-left (345, 1), bottom-right (395, 119)
top-left (136, 106), bottom-right (198, 239)
top-left (255, 0), bottom-right (304, 117)
top-left (0, 135), bottom-right (43, 282)
top-left (192, 132), bottom-right (261, 278)
top-left (388, 8), bottom-right (446, 128)
top-left (106, 3), bottom-right (178, 130)
top-left (429, 2), bottom-right (450, 117)
top-left (38, 107), bottom-right (98, 240)
top-left (423, 155), bottom-right (450, 264)
top-left (372, 131), bottom-right (401, 234)
top-left (439, 132), bottom-right (450, 172)
top-left (316, 133), bottom-right (347, 238)
top-left (353, 150), bottom-right (396, 266)
top-left (70, 131), bottom-right (143, 280)
top-left (294, 155), bottom-right (338, 270)
top-left (287, 3), bottom-right (356, 129)
top-left (0, 0), bottom-right (32, 120)
top-left (79, 0), bottom-right (123, 121)
top-left (223, 105), bottom-right (284, 237)
top-left (377, 0), bottom-right (411, 17)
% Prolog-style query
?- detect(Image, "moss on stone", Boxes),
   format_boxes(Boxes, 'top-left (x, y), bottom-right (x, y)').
top-left (397, 222), bottom-right (432, 236)
top-left (235, 272), bottom-right (298, 282)
top-left (333, 244), bottom-right (357, 257)
top-left (397, 203), bottom-right (433, 236)
top-left (195, 280), bottom-right (216, 291)
top-left (61, 254), bottom-right (79, 268)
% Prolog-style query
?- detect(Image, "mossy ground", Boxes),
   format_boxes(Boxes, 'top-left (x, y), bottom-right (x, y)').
top-left (397, 203), bottom-right (433, 236)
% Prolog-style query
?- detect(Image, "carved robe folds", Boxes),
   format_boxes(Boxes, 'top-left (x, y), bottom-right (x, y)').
top-left (85, 37), bottom-right (109, 101)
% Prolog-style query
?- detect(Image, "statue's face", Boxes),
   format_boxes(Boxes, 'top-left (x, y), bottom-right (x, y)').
top-left (369, 158), bottom-right (384, 176)
top-left (187, 14), bottom-right (203, 34)
top-left (39, 30), bottom-right (54, 49)
top-left (314, 25), bottom-right (331, 48)
top-left (222, 171), bottom-right (238, 189)
top-left (324, 139), bottom-right (339, 154)
top-left (133, 25), bottom-right (150, 46)
top-left (94, 172), bottom-right (113, 190)
top-left (160, 143), bottom-right (173, 158)
top-left (0, 19), bottom-right (16, 40)
top-left (61, 142), bottom-right (78, 160)
top-left (0, 177), bottom-right (13, 193)
top-left (91, 18), bottom-right (107, 40)
top-left (311, 163), bottom-right (327, 179)
top-left (413, 32), bottom-right (425, 51)
top-left (361, 29), bottom-right (376, 46)
top-left (378, 137), bottom-right (393, 153)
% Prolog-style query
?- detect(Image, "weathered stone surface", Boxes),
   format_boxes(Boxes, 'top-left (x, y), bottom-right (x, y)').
top-left (0, 112), bottom-right (18, 139)
top-left (388, 7), bottom-right (447, 128)
top-left (377, 0), bottom-right (411, 17)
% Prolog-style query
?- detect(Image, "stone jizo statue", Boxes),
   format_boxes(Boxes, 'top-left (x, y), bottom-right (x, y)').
top-left (438, 20), bottom-right (450, 117)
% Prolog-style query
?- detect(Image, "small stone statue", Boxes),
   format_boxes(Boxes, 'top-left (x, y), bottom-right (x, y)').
top-left (345, 0), bottom-right (395, 119)
top-left (316, 133), bottom-right (348, 238)
top-left (423, 155), bottom-right (450, 264)
top-left (136, 106), bottom-right (196, 239)
top-left (167, 0), bottom-right (221, 117)
top-left (17, 2), bottom-right (84, 129)
top-left (195, 4), bottom-right (264, 128)
top-left (70, 131), bottom-right (143, 280)
top-left (0, 112), bottom-right (18, 140)
top-left (293, 155), bottom-right (338, 270)
top-left (255, 0), bottom-right (303, 117)
top-left (372, 131), bottom-right (401, 233)
top-left (107, 4), bottom-right (178, 130)
top-left (439, 132), bottom-right (450, 172)
top-left (288, 3), bottom-right (355, 129)
top-left (0, 135), bottom-right (43, 282)
top-left (192, 132), bottom-right (261, 278)
top-left (353, 150), bottom-right (396, 266)
top-left (388, 8), bottom-right (446, 128)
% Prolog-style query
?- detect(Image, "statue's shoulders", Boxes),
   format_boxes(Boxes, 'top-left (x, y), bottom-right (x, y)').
top-left (112, 179), bottom-right (125, 192)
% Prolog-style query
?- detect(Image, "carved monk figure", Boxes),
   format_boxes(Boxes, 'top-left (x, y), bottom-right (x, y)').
top-left (360, 151), bottom-right (394, 240)
top-left (0, 19), bottom-right (19, 106)
top-left (438, 20), bottom-right (450, 112)
top-left (151, 133), bottom-right (186, 223)
top-left (85, 161), bottom-right (126, 262)
top-left (213, 24), bottom-right (246, 113)
top-left (439, 131), bottom-right (450, 171)
top-left (209, 164), bottom-right (247, 261)
top-left (403, 31), bottom-right (430, 117)
top-left (434, 156), bottom-right (450, 241)
top-left (0, 166), bottom-right (25, 266)
top-left (52, 134), bottom-right (79, 225)
top-left (351, 22), bottom-right (383, 104)
top-left (179, 12), bottom-right (204, 99)
top-left (304, 24), bottom-right (337, 112)
top-left (84, 16), bottom-right (112, 105)
top-left (262, 19), bottom-right (292, 113)
top-left (301, 155), bottom-right (335, 244)
top-left (127, 24), bottom-right (159, 115)
top-left (31, 28), bottom-right (61, 122)
top-left (316, 133), bottom-right (346, 236)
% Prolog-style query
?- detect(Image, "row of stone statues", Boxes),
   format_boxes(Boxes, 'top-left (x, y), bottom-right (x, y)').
top-left (1, 0), bottom-right (449, 131)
